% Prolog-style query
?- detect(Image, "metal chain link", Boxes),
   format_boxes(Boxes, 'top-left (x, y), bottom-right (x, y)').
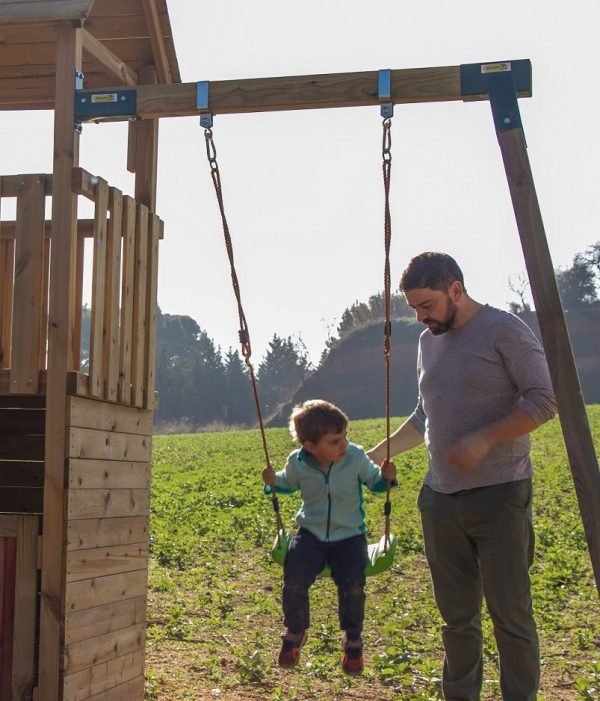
top-left (203, 127), bottom-right (284, 543)
top-left (382, 116), bottom-right (393, 550)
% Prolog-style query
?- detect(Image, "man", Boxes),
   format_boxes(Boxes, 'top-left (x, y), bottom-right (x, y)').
top-left (368, 252), bottom-right (556, 701)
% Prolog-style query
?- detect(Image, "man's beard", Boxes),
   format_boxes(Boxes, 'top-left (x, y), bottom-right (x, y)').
top-left (424, 299), bottom-right (458, 335)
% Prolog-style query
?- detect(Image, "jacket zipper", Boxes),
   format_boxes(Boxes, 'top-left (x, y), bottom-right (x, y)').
top-left (324, 463), bottom-right (333, 542)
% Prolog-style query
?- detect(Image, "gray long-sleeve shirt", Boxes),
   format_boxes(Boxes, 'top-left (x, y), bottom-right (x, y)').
top-left (408, 304), bottom-right (557, 493)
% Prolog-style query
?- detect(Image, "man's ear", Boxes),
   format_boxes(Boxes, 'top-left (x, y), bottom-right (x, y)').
top-left (449, 279), bottom-right (463, 301)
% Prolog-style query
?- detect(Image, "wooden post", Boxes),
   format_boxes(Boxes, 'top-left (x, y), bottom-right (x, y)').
top-left (495, 125), bottom-right (600, 594)
top-left (39, 22), bottom-right (82, 701)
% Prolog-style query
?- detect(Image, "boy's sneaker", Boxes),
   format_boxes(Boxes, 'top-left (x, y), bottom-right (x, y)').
top-left (278, 630), bottom-right (308, 668)
top-left (342, 635), bottom-right (364, 676)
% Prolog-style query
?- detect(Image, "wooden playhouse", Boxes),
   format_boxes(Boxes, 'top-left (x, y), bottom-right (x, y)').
top-left (0, 1), bottom-right (179, 699)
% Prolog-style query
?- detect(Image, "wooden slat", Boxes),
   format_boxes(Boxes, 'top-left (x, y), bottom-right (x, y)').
top-left (12, 515), bottom-right (39, 701)
top-left (0, 434), bottom-right (45, 461)
top-left (67, 489), bottom-right (149, 520)
top-left (0, 239), bottom-right (15, 370)
top-left (0, 535), bottom-right (17, 701)
top-left (39, 23), bottom-right (82, 700)
top-left (0, 369), bottom-right (46, 394)
top-left (63, 649), bottom-right (144, 701)
top-left (0, 1), bottom-right (92, 25)
top-left (88, 178), bottom-right (109, 398)
top-left (67, 395), bottom-right (152, 434)
top-left (143, 214), bottom-right (160, 409)
top-left (65, 569), bottom-right (148, 614)
top-left (140, 0), bottom-right (171, 84)
top-left (68, 459), bottom-right (149, 490)
top-left (66, 516), bottom-right (148, 552)
top-left (118, 197), bottom-right (136, 404)
top-left (40, 235), bottom-right (50, 370)
top-left (0, 394), bottom-right (45, 409)
top-left (0, 462), bottom-right (44, 488)
top-left (0, 408), bottom-right (45, 434)
top-left (66, 542), bottom-right (148, 582)
top-left (67, 426), bottom-right (151, 462)
top-left (10, 174), bottom-right (46, 393)
top-left (0, 516), bottom-right (17, 537)
top-left (0, 487), bottom-right (43, 514)
top-left (104, 189), bottom-right (123, 402)
top-left (63, 622), bottom-right (144, 675)
top-left (82, 28), bottom-right (137, 86)
top-left (64, 597), bottom-right (146, 645)
top-left (0, 174), bottom-right (52, 198)
top-left (80, 675), bottom-right (144, 701)
top-left (131, 205), bottom-right (148, 407)
top-left (87, 0), bottom-right (168, 18)
top-left (84, 13), bottom-right (172, 41)
top-left (0, 219), bottom-right (96, 240)
top-left (73, 229), bottom-right (85, 372)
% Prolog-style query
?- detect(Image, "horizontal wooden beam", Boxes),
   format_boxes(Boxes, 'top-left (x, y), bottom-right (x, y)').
top-left (75, 60), bottom-right (532, 121)
top-left (82, 28), bottom-right (138, 87)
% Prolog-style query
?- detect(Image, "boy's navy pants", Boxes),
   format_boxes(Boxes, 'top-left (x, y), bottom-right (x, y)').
top-left (282, 528), bottom-right (367, 638)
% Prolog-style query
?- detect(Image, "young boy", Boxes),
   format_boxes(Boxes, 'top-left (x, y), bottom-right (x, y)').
top-left (262, 399), bottom-right (397, 675)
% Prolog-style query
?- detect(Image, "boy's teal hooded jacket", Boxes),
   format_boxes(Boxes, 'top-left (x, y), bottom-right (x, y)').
top-left (265, 442), bottom-right (396, 542)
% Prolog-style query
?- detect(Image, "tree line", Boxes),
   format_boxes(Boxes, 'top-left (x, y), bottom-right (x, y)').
top-left (79, 242), bottom-right (599, 430)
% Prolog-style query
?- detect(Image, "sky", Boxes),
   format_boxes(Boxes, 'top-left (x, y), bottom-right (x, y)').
top-left (1, 0), bottom-right (599, 365)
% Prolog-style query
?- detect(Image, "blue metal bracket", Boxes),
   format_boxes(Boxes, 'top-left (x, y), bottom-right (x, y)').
top-left (196, 81), bottom-right (213, 128)
top-left (378, 69), bottom-right (393, 119)
top-left (75, 89), bottom-right (137, 123)
top-left (461, 60), bottom-right (530, 133)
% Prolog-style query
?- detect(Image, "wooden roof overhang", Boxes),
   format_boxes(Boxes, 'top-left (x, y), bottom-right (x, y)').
top-left (0, 0), bottom-right (181, 111)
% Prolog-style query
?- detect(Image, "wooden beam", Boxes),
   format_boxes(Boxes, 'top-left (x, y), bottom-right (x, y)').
top-left (76, 63), bottom-right (532, 121)
top-left (81, 29), bottom-right (138, 87)
top-left (0, 1), bottom-right (91, 25)
top-left (39, 22), bottom-right (82, 701)
top-left (140, 0), bottom-right (172, 84)
top-left (496, 126), bottom-right (600, 595)
top-left (133, 65), bottom-right (159, 209)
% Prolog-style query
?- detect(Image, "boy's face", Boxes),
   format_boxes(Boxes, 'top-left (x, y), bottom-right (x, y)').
top-left (304, 430), bottom-right (348, 467)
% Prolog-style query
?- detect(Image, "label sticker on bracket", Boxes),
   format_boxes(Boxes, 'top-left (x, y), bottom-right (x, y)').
top-left (91, 93), bottom-right (119, 104)
top-left (481, 62), bottom-right (512, 74)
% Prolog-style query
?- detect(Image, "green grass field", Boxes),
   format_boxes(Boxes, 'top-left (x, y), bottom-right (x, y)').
top-left (145, 408), bottom-right (600, 700)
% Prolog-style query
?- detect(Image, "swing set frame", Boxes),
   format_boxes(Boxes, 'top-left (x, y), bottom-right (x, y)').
top-left (0, 8), bottom-right (598, 696)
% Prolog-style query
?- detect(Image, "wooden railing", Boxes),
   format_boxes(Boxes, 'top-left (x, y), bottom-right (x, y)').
top-left (0, 170), bottom-right (162, 408)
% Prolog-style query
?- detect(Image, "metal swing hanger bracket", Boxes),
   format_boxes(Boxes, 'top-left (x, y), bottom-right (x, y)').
top-left (197, 80), bottom-right (213, 128)
top-left (378, 69), bottom-right (394, 119)
top-left (460, 59), bottom-right (531, 132)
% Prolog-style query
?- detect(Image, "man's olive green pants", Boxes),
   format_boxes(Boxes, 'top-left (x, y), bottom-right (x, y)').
top-left (418, 479), bottom-right (539, 701)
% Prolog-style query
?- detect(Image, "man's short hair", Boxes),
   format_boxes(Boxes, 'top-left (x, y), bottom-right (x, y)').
top-left (400, 252), bottom-right (465, 293)
top-left (289, 399), bottom-right (349, 444)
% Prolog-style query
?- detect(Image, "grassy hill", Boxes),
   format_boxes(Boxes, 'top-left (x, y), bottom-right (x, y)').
top-left (145, 408), bottom-right (600, 700)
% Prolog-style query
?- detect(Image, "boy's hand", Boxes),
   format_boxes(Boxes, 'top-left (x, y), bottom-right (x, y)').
top-left (380, 459), bottom-right (396, 483)
top-left (262, 465), bottom-right (276, 486)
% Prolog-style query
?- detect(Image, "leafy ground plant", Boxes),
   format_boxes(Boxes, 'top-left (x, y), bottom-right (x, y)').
top-left (146, 408), bottom-right (600, 700)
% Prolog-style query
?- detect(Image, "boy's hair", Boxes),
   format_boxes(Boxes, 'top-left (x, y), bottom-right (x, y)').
top-left (289, 399), bottom-right (349, 445)
top-left (399, 252), bottom-right (466, 293)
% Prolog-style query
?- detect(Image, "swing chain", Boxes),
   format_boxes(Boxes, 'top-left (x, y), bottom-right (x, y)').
top-left (202, 126), bottom-right (285, 545)
top-left (382, 115), bottom-right (393, 552)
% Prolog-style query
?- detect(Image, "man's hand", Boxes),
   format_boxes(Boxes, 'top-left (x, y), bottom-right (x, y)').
top-left (445, 431), bottom-right (492, 471)
top-left (380, 459), bottom-right (397, 483)
top-left (262, 465), bottom-right (276, 486)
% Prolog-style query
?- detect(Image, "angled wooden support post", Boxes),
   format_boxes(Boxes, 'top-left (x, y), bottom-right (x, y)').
top-left (477, 64), bottom-right (600, 594)
top-left (39, 23), bottom-right (82, 701)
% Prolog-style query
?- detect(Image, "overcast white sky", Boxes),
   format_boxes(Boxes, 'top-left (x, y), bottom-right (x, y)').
top-left (1, 0), bottom-right (599, 364)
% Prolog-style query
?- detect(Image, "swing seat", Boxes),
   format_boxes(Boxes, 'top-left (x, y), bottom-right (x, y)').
top-left (271, 529), bottom-right (398, 577)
